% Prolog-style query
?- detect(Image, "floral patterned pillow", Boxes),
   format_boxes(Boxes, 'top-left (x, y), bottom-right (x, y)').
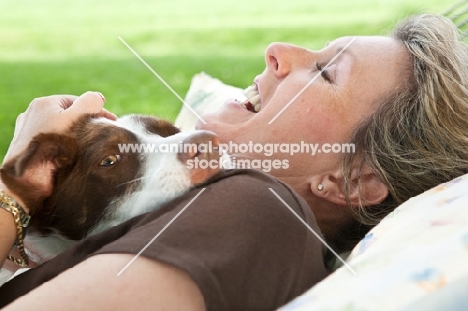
top-left (280, 174), bottom-right (468, 311)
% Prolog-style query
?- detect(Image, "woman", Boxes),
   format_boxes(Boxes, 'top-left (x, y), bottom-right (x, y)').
top-left (198, 13), bottom-right (468, 250)
top-left (1, 14), bottom-right (467, 310)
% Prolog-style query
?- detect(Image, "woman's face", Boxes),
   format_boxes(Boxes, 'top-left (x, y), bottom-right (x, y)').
top-left (197, 36), bottom-right (409, 181)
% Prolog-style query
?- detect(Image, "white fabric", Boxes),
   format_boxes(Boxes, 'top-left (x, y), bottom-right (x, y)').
top-left (175, 72), bottom-right (243, 131)
top-left (280, 174), bottom-right (468, 311)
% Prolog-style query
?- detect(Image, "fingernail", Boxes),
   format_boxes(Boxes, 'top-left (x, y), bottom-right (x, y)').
top-left (97, 92), bottom-right (106, 103)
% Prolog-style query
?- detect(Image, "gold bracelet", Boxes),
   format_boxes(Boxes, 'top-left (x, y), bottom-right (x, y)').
top-left (0, 189), bottom-right (30, 267)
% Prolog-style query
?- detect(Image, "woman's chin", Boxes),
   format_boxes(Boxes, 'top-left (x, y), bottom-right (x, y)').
top-left (197, 103), bottom-right (254, 130)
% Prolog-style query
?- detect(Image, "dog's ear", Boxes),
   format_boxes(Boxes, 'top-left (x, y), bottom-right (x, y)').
top-left (130, 115), bottom-right (180, 137)
top-left (0, 133), bottom-right (78, 215)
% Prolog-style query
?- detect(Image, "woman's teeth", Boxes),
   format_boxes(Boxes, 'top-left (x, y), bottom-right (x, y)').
top-left (241, 84), bottom-right (261, 113)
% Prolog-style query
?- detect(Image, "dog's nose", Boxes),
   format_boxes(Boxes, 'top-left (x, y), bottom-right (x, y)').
top-left (177, 130), bottom-right (224, 184)
top-left (177, 130), bottom-right (220, 162)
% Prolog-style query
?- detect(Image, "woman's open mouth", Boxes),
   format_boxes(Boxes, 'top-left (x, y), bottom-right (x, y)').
top-left (240, 84), bottom-right (261, 113)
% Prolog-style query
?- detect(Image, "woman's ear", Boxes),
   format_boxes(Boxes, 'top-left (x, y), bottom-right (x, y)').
top-left (311, 164), bottom-right (388, 207)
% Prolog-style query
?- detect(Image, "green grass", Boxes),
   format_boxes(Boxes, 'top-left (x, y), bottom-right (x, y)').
top-left (0, 0), bottom-right (450, 162)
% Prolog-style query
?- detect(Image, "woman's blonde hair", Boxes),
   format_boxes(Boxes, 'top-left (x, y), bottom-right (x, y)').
top-left (344, 14), bottom-right (468, 229)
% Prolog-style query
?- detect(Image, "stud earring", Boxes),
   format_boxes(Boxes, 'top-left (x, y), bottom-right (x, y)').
top-left (317, 184), bottom-right (324, 191)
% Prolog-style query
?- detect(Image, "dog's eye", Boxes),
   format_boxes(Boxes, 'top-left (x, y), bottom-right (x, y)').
top-left (100, 155), bottom-right (121, 167)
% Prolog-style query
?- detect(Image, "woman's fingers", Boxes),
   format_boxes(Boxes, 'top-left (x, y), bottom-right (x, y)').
top-left (63, 92), bottom-right (105, 116)
top-left (4, 92), bottom-right (117, 163)
top-left (98, 108), bottom-right (118, 121)
top-left (62, 92), bottom-right (117, 121)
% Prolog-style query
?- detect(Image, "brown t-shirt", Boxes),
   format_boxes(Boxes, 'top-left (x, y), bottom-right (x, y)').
top-left (0, 169), bottom-right (330, 310)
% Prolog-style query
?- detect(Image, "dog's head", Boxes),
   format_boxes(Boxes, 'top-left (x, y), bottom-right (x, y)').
top-left (1, 114), bottom-right (227, 240)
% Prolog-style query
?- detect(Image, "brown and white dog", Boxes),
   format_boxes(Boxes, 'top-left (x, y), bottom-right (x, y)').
top-left (0, 114), bottom-right (229, 284)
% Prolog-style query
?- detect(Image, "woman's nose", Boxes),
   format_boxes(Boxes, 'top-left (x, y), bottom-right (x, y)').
top-left (265, 42), bottom-right (310, 78)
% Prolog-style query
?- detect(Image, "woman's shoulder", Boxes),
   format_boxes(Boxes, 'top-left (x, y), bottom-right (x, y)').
top-left (198, 168), bottom-right (309, 210)
top-left (96, 169), bottom-right (329, 309)
top-left (181, 168), bottom-right (315, 226)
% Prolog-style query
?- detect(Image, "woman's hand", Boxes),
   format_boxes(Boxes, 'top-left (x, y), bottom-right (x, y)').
top-left (0, 92), bottom-right (116, 269)
top-left (1, 91), bottom-right (116, 211)
top-left (4, 92), bottom-right (116, 164)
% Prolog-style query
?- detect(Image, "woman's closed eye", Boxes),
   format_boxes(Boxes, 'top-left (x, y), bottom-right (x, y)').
top-left (316, 62), bottom-right (332, 83)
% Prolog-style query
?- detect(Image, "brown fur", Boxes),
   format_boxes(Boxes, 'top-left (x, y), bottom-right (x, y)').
top-left (1, 114), bottom-right (180, 240)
